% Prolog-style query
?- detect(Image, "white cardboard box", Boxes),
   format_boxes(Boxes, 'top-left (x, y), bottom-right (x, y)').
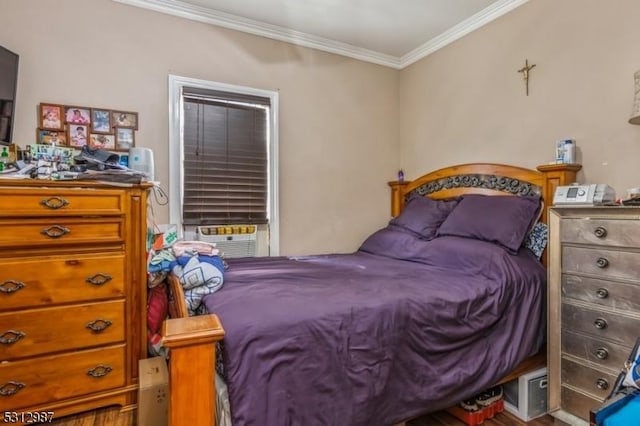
top-left (138, 357), bottom-right (169, 426)
top-left (503, 366), bottom-right (548, 421)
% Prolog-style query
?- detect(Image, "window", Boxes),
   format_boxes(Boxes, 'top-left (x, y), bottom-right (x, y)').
top-left (182, 88), bottom-right (269, 225)
top-left (169, 75), bottom-right (279, 255)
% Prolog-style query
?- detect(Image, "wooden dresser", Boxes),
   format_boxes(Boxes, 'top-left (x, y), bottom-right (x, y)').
top-left (547, 206), bottom-right (640, 424)
top-left (0, 180), bottom-right (150, 420)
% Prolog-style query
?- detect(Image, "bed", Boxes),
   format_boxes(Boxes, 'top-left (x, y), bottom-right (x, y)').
top-left (161, 162), bottom-right (581, 426)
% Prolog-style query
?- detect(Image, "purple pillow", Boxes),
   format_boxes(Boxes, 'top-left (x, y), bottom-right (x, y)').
top-left (359, 224), bottom-right (430, 259)
top-left (436, 194), bottom-right (542, 254)
top-left (389, 194), bottom-right (460, 240)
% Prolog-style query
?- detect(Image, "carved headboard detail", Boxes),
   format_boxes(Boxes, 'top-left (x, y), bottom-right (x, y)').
top-left (389, 163), bottom-right (581, 226)
top-left (410, 173), bottom-right (540, 198)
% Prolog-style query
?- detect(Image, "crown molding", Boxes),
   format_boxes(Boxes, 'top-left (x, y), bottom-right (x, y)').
top-left (113, 0), bottom-right (527, 70)
top-left (400, 0), bottom-right (529, 68)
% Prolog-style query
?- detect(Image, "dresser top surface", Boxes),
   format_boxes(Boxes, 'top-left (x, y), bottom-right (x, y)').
top-left (0, 179), bottom-right (152, 189)
top-left (551, 206), bottom-right (640, 218)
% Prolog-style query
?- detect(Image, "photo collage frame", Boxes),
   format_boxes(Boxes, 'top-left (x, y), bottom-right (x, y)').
top-left (38, 103), bottom-right (138, 152)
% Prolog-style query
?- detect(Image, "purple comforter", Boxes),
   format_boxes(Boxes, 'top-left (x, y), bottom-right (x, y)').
top-left (203, 235), bottom-right (546, 426)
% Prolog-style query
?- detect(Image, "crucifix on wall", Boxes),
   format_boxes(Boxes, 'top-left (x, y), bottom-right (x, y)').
top-left (517, 59), bottom-right (536, 96)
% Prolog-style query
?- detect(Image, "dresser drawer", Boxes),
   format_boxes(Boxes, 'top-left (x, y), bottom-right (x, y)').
top-left (561, 385), bottom-right (603, 422)
top-left (562, 302), bottom-right (640, 345)
top-left (0, 218), bottom-right (123, 249)
top-left (562, 330), bottom-right (631, 372)
top-left (0, 300), bottom-right (125, 361)
top-left (561, 218), bottom-right (640, 248)
top-left (0, 254), bottom-right (125, 311)
top-left (0, 344), bottom-right (125, 411)
top-left (562, 274), bottom-right (640, 312)
top-left (562, 246), bottom-right (640, 282)
top-left (0, 188), bottom-right (126, 217)
top-left (561, 357), bottom-right (616, 401)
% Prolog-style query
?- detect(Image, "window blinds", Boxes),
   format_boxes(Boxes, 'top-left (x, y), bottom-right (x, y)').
top-left (182, 88), bottom-right (269, 225)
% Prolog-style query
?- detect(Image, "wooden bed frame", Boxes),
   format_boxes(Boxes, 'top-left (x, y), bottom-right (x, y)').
top-left (161, 162), bottom-right (581, 426)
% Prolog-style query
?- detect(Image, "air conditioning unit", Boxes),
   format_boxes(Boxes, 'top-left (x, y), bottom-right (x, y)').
top-left (196, 225), bottom-right (257, 258)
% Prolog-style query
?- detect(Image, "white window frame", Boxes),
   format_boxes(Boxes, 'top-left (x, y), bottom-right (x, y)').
top-left (168, 74), bottom-right (279, 255)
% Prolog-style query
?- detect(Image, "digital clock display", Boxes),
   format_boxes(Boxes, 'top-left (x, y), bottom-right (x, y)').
top-left (566, 187), bottom-right (579, 198)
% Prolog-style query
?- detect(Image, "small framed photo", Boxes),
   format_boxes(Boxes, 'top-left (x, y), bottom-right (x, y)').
top-left (91, 109), bottom-right (112, 133)
top-left (115, 127), bottom-right (135, 151)
top-left (1, 100), bottom-right (13, 117)
top-left (90, 133), bottom-right (116, 150)
top-left (37, 128), bottom-right (67, 145)
top-left (39, 103), bottom-right (64, 130)
top-left (112, 110), bottom-right (138, 129)
top-left (68, 124), bottom-right (89, 148)
top-left (0, 118), bottom-right (8, 141)
top-left (30, 143), bottom-right (75, 163)
top-left (64, 106), bottom-right (91, 125)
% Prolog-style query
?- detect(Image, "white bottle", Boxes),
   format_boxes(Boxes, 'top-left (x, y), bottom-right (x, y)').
top-left (555, 141), bottom-right (565, 163)
top-left (563, 140), bottom-right (575, 164)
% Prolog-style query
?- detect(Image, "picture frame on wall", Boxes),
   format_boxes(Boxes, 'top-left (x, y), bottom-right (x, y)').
top-left (112, 110), bottom-right (138, 130)
top-left (68, 124), bottom-right (89, 148)
top-left (115, 127), bottom-right (135, 151)
top-left (39, 103), bottom-right (64, 130)
top-left (1, 101), bottom-right (13, 117)
top-left (91, 109), bottom-right (112, 133)
top-left (37, 128), bottom-right (67, 145)
top-left (0, 118), bottom-right (8, 142)
top-left (64, 106), bottom-right (91, 125)
top-left (90, 133), bottom-right (116, 150)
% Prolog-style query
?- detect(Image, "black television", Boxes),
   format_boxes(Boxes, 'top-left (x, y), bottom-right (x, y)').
top-left (0, 45), bottom-right (19, 145)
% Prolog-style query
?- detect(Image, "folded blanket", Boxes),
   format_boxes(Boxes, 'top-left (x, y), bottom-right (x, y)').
top-left (171, 254), bottom-right (225, 290)
top-left (172, 240), bottom-right (220, 257)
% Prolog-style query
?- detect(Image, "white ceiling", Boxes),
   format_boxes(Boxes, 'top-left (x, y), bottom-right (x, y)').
top-left (114, 0), bottom-right (528, 69)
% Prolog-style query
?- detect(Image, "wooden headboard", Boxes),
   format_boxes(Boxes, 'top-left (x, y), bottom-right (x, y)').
top-left (389, 163), bottom-right (581, 226)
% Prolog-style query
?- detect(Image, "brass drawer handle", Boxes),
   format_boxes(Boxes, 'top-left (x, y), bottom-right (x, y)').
top-left (594, 318), bottom-right (608, 330)
top-left (0, 280), bottom-right (24, 294)
top-left (596, 257), bottom-right (609, 268)
top-left (594, 226), bottom-right (607, 238)
top-left (87, 365), bottom-right (113, 378)
top-left (595, 347), bottom-right (609, 360)
top-left (86, 319), bottom-right (112, 333)
top-left (39, 196), bottom-right (69, 210)
top-left (41, 225), bottom-right (70, 239)
top-left (86, 273), bottom-right (112, 286)
top-left (0, 330), bottom-right (25, 345)
top-left (596, 288), bottom-right (609, 299)
top-left (0, 381), bottom-right (25, 396)
top-left (596, 378), bottom-right (609, 390)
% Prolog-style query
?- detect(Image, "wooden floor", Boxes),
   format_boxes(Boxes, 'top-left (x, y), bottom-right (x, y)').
top-left (50, 406), bottom-right (134, 426)
top-left (49, 405), bottom-right (567, 425)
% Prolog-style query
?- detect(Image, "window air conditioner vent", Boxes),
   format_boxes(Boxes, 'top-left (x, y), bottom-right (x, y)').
top-left (196, 225), bottom-right (257, 258)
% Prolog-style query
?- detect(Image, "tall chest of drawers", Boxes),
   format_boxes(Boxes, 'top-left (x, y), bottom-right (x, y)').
top-left (547, 206), bottom-right (640, 424)
top-left (0, 180), bottom-right (150, 420)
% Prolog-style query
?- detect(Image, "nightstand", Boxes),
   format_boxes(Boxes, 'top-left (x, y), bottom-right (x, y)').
top-left (547, 206), bottom-right (640, 425)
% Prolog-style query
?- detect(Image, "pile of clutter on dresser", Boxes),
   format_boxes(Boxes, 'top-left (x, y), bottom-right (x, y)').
top-left (0, 144), bottom-right (149, 183)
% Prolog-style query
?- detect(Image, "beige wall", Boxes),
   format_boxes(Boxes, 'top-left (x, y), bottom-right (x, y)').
top-left (0, 0), bottom-right (399, 255)
top-left (7, 0), bottom-right (637, 256)
top-left (400, 0), bottom-right (640, 198)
